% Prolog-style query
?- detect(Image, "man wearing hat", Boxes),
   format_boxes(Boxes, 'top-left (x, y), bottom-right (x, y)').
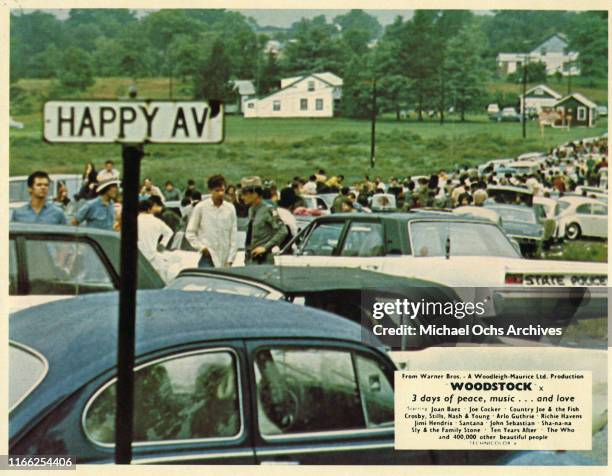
top-left (242, 176), bottom-right (288, 265)
top-left (72, 177), bottom-right (119, 230)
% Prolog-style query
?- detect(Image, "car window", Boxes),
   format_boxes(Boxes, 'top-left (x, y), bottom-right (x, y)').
top-left (9, 239), bottom-right (18, 295)
top-left (9, 343), bottom-right (48, 411)
top-left (576, 204), bottom-right (591, 215)
top-left (341, 222), bottom-right (385, 257)
top-left (355, 354), bottom-right (394, 427)
top-left (557, 201), bottom-right (571, 214)
top-left (9, 180), bottom-right (30, 203)
top-left (25, 239), bottom-right (114, 295)
top-left (489, 207), bottom-right (536, 224)
top-left (299, 222), bottom-right (344, 256)
top-left (254, 348), bottom-right (365, 436)
top-left (169, 275), bottom-right (270, 299)
top-left (592, 204), bottom-right (607, 216)
top-left (410, 221), bottom-right (519, 258)
top-left (84, 350), bottom-right (241, 445)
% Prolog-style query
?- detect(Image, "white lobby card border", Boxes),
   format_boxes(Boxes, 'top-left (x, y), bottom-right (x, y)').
top-left (1, 1), bottom-right (610, 474)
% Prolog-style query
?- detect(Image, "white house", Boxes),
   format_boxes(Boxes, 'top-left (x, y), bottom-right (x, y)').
top-left (226, 80), bottom-right (256, 114)
top-left (519, 84), bottom-right (562, 115)
top-left (244, 72), bottom-right (343, 119)
top-left (497, 34), bottom-right (580, 77)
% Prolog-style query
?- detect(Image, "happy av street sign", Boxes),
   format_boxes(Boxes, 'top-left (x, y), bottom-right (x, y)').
top-left (44, 100), bottom-right (224, 144)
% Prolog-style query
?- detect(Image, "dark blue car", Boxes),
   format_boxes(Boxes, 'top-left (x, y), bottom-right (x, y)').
top-left (10, 290), bottom-right (506, 465)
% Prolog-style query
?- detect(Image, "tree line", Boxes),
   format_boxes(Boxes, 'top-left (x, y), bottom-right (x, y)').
top-left (10, 9), bottom-right (607, 120)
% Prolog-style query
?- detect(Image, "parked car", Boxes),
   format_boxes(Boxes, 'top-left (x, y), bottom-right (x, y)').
top-left (495, 107), bottom-right (521, 122)
top-left (166, 229), bottom-right (247, 270)
top-left (484, 204), bottom-right (545, 256)
top-left (301, 195), bottom-right (331, 214)
top-left (486, 103), bottom-right (500, 116)
top-left (477, 158), bottom-right (513, 175)
top-left (276, 213), bottom-right (607, 324)
top-left (574, 186), bottom-right (608, 200)
top-left (556, 197), bottom-right (608, 240)
top-left (8, 223), bottom-right (164, 313)
top-left (8, 290), bottom-right (502, 465)
top-left (167, 266), bottom-right (470, 349)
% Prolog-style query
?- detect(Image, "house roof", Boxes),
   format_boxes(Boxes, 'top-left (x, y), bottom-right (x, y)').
top-left (555, 92), bottom-right (598, 109)
top-left (522, 84), bottom-right (562, 100)
top-left (531, 33), bottom-right (569, 54)
top-left (230, 80), bottom-right (255, 96)
top-left (246, 72), bottom-right (343, 103)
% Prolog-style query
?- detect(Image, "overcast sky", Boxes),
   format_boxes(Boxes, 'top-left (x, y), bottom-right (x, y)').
top-left (18, 9), bottom-right (492, 27)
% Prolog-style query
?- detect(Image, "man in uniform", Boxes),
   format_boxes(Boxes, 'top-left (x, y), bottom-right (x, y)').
top-left (242, 177), bottom-right (287, 265)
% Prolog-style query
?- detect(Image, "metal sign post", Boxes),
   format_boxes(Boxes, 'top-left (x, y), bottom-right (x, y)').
top-left (115, 144), bottom-right (143, 464)
top-left (43, 98), bottom-right (224, 465)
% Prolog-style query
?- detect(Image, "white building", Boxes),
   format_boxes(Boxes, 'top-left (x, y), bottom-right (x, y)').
top-left (226, 80), bottom-right (256, 114)
top-left (497, 34), bottom-right (580, 77)
top-left (244, 72), bottom-right (343, 119)
top-left (519, 84), bottom-right (562, 115)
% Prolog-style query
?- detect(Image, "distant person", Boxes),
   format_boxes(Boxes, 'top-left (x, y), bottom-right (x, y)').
top-left (96, 160), bottom-right (120, 182)
top-left (302, 175), bottom-right (318, 195)
top-left (186, 175), bottom-right (237, 268)
top-left (72, 178), bottom-right (119, 230)
top-left (162, 180), bottom-right (181, 202)
top-left (11, 171), bottom-right (66, 225)
top-left (140, 178), bottom-right (165, 203)
top-left (76, 162), bottom-right (98, 200)
top-left (184, 179), bottom-right (197, 199)
top-left (242, 176), bottom-right (287, 265)
top-left (138, 199), bottom-right (174, 282)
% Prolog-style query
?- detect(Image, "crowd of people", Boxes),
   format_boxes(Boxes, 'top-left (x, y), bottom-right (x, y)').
top-left (11, 135), bottom-right (608, 278)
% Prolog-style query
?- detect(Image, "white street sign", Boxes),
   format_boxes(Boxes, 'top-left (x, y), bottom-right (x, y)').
top-left (44, 101), bottom-right (224, 143)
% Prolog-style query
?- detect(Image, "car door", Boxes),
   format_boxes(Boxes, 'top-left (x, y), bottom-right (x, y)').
top-left (575, 204), bottom-right (594, 236)
top-left (337, 220), bottom-right (387, 271)
top-left (15, 343), bottom-right (257, 463)
top-left (247, 340), bottom-right (434, 465)
top-left (9, 235), bottom-right (117, 313)
top-left (590, 203), bottom-right (608, 238)
top-left (278, 221), bottom-right (347, 267)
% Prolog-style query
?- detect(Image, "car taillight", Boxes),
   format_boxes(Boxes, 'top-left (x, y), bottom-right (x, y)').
top-left (505, 273), bottom-right (523, 284)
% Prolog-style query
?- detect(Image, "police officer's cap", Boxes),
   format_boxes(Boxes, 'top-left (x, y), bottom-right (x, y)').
top-left (241, 176), bottom-right (263, 195)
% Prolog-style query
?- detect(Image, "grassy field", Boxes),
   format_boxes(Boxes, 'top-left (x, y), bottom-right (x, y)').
top-left (10, 76), bottom-right (609, 188)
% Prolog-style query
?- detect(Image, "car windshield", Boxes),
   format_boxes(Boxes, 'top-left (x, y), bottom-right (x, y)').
top-left (9, 343), bottom-right (48, 411)
top-left (489, 206), bottom-right (536, 224)
top-left (168, 275), bottom-right (270, 299)
top-left (410, 221), bottom-right (519, 258)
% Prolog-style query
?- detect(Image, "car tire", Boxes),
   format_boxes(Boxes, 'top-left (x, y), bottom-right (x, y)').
top-left (566, 223), bottom-right (581, 241)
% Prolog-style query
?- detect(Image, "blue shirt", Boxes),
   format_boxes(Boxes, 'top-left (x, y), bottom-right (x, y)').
top-left (75, 197), bottom-right (115, 230)
top-left (11, 202), bottom-right (67, 225)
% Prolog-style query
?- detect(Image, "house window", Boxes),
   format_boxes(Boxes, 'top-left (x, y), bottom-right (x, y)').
top-left (248, 103), bottom-right (254, 109)
top-left (577, 107), bottom-right (586, 121)
top-left (316, 99), bottom-right (324, 111)
top-left (300, 98), bottom-right (308, 111)
top-left (308, 81), bottom-right (315, 92)
top-left (273, 100), bottom-right (281, 111)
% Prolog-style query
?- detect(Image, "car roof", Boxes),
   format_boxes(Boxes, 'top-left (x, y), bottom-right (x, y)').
top-left (10, 290), bottom-right (379, 434)
top-left (175, 265), bottom-right (445, 294)
top-left (486, 203), bottom-right (535, 212)
top-left (313, 211), bottom-right (493, 224)
top-left (9, 222), bottom-right (120, 238)
top-left (10, 174), bottom-right (82, 181)
top-left (487, 185), bottom-right (533, 194)
top-left (558, 196), bottom-right (606, 206)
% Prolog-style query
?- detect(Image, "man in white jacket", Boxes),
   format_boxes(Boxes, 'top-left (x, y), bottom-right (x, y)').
top-left (186, 174), bottom-right (237, 268)
top-left (138, 199), bottom-right (174, 281)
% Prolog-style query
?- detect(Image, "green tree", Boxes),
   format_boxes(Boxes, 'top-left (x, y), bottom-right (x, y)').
top-left (568, 11), bottom-right (607, 80)
top-left (257, 51), bottom-right (281, 95)
top-left (341, 53), bottom-right (377, 119)
top-left (333, 9), bottom-right (382, 40)
top-left (508, 61), bottom-right (547, 83)
top-left (193, 39), bottom-right (233, 101)
top-left (446, 26), bottom-right (488, 121)
top-left (58, 47), bottom-right (95, 91)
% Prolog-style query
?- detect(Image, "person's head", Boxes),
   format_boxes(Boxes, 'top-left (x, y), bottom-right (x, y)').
top-left (341, 186), bottom-right (350, 196)
top-left (104, 160), bottom-right (114, 171)
top-left (278, 187), bottom-right (298, 210)
top-left (27, 171), bottom-right (50, 200)
top-left (347, 192), bottom-right (356, 202)
top-left (473, 189), bottom-right (488, 206)
top-left (458, 192), bottom-right (471, 206)
top-left (309, 175), bottom-right (316, 182)
top-left (143, 178), bottom-right (153, 190)
top-left (191, 191), bottom-right (202, 204)
top-left (97, 179), bottom-right (120, 200)
top-left (139, 199), bottom-right (153, 214)
top-left (318, 169), bottom-right (325, 175)
top-left (84, 162), bottom-right (95, 175)
top-left (338, 175), bottom-right (345, 183)
top-left (149, 195), bottom-right (164, 215)
top-left (186, 179), bottom-right (196, 190)
top-left (242, 186), bottom-right (262, 206)
top-left (165, 180), bottom-right (174, 191)
top-left (207, 174), bottom-right (226, 205)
